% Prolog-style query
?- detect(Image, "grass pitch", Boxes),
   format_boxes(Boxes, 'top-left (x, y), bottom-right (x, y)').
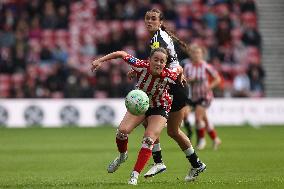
top-left (0, 126), bottom-right (284, 189)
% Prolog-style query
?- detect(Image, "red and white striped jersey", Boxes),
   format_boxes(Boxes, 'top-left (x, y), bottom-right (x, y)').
top-left (123, 54), bottom-right (178, 112)
top-left (184, 60), bottom-right (218, 102)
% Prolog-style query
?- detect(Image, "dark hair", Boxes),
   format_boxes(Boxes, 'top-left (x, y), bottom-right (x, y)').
top-left (149, 47), bottom-right (171, 67)
top-left (146, 8), bottom-right (189, 51)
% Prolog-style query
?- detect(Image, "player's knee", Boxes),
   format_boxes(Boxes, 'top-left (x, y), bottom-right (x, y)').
top-left (116, 129), bottom-right (128, 140)
top-left (195, 117), bottom-right (202, 125)
top-left (167, 128), bottom-right (179, 139)
top-left (142, 136), bottom-right (154, 149)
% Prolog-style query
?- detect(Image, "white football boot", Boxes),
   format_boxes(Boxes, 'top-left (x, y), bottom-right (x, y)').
top-left (128, 171), bottom-right (139, 185)
top-left (185, 161), bottom-right (206, 182)
top-left (144, 163), bottom-right (167, 178)
top-left (107, 153), bottom-right (128, 173)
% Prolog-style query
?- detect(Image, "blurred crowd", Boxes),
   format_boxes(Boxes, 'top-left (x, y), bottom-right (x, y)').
top-left (0, 0), bottom-right (264, 98)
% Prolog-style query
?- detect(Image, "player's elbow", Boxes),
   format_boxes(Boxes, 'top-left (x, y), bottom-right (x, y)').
top-left (116, 51), bottom-right (128, 58)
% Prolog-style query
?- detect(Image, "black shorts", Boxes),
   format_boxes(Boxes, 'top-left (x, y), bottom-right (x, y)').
top-left (189, 98), bottom-right (211, 109)
top-left (145, 107), bottom-right (169, 119)
top-left (169, 82), bottom-right (190, 112)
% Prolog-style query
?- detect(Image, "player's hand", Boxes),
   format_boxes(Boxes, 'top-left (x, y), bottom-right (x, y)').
top-left (178, 73), bottom-right (187, 87)
top-left (127, 70), bottom-right (136, 80)
top-left (91, 60), bottom-right (101, 72)
top-left (176, 66), bottom-right (186, 86)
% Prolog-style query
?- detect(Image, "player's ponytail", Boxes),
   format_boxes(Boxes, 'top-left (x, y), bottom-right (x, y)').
top-left (160, 24), bottom-right (189, 52)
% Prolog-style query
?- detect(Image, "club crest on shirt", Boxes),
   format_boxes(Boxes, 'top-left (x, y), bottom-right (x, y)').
top-left (151, 42), bottom-right (160, 49)
top-left (129, 57), bottom-right (137, 64)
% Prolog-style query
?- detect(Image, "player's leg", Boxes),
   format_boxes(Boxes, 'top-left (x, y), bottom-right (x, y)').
top-left (203, 110), bottom-right (221, 150)
top-left (167, 106), bottom-right (206, 182)
top-left (128, 110), bottom-right (167, 185)
top-left (195, 105), bottom-right (207, 150)
top-left (107, 111), bottom-right (145, 173)
top-left (167, 106), bottom-right (191, 149)
top-left (143, 115), bottom-right (166, 178)
top-left (183, 106), bottom-right (193, 139)
top-left (143, 137), bottom-right (167, 178)
top-left (145, 82), bottom-right (189, 171)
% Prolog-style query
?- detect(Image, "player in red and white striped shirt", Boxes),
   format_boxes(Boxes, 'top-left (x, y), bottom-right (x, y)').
top-left (124, 54), bottom-right (178, 113)
top-left (184, 45), bottom-right (222, 150)
top-left (91, 47), bottom-right (183, 185)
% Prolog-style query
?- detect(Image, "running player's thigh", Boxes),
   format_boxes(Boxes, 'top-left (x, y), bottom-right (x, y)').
top-left (201, 107), bottom-right (211, 126)
top-left (201, 106), bottom-right (209, 120)
top-left (195, 105), bottom-right (206, 120)
top-left (183, 106), bottom-right (191, 119)
top-left (144, 115), bottom-right (167, 141)
top-left (167, 106), bottom-right (187, 132)
top-left (119, 111), bottom-right (145, 134)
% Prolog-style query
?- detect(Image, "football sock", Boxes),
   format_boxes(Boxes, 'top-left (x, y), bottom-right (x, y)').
top-left (197, 127), bottom-right (205, 144)
top-left (208, 129), bottom-right (217, 140)
top-left (116, 137), bottom-right (128, 153)
top-left (152, 143), bottom-right (163, 164)
top-left (197, 127), bottom-right (206, 139)
top-left (184, 147), bottom-right (200, 168)
top-left (133, 147), bottom-right (152, 173)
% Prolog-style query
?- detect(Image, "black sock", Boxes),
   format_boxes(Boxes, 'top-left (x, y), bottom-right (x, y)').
top-left (184, 120), bottom-right (193, 139)
top-left (186, 152), bottom-right (200, 168)
top-left (152, 150), bottom-right (163, 164)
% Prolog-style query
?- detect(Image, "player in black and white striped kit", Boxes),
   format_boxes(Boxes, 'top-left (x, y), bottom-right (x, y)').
top-left (142, 9), bottom-right (206, 181)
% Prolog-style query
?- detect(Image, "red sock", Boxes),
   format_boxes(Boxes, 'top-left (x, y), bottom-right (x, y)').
top-left (208, 129), bottom-right (217, 140)
top-left (116, 137), bottom-right (128, 153)
top-left (133, 147), bottom-right (152, 173)
top-left (197, 127), bottom-right (206, 138)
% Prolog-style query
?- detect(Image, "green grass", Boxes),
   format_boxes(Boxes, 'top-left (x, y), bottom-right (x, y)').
top-left (0, 126), bottom-right (284, 189)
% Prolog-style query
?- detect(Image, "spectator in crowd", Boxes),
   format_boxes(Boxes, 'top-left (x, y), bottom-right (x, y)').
top-left (0, 47), bottom-right (14, 73)
top-left (0, 25), bottom-right (15, 48)
top-left (56, 5), bottom-right (69, 29)
top-left (41, 1), bottom-right (58, 29)
top-left (247, 63), bottom-right (265, 97)
top-left (40, 43), bottom-right (54, 64)
top-left (52, 44), bottom-right (68, 64)
top-left (242, 24), bottom-right (261, 49)
top-left (240, 0), bottom-right (256, 13)
top-left (233, 66), bottom-right (251, 97)
top-left (29, 16), bottom-right (42, 40)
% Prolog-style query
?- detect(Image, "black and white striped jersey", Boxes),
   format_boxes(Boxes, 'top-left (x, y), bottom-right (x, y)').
top-left (149, 28), bottom-right (180, 68)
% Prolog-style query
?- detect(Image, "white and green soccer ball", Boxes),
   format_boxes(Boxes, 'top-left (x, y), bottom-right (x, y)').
top-left (125, 89), bottom-right (149, 116)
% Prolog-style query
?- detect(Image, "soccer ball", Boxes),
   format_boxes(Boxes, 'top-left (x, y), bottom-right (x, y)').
top-left (125, 89), bottom-right (149, 115)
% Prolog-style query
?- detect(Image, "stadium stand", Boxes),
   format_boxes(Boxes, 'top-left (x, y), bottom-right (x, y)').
top-left (0, 0), bottom-right (264, 98)
top-left (257, 0), bottom-right (284, 97)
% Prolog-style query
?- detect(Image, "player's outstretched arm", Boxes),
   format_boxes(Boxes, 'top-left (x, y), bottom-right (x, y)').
top-left (91, 51), bottom-right (128, 72)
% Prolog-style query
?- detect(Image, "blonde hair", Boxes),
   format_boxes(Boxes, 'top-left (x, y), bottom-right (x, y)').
top-left (188, 44), bottom-right (206, 60)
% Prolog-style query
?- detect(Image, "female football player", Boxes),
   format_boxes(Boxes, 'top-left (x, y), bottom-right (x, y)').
top-left (91, 47), bottom-right (183, 185)
top-left (184, 44), bottom-right (222, 150)
top-left (132, 9), bottom-right (206, 181)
